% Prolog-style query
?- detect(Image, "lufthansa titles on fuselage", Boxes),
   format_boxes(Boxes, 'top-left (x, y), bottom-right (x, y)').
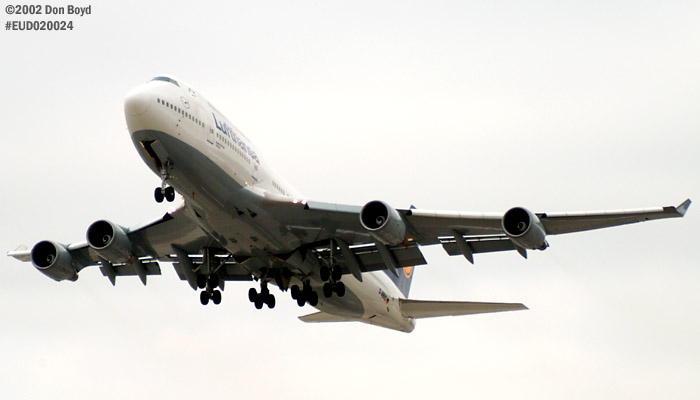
top-left (212, 112), bottom-right (259, 164)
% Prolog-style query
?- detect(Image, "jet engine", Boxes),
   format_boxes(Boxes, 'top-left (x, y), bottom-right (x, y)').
top-left (502, 207), bottom-right (549, 250)
top-left (31, 241), bottom-right (78, 281)
top-left (86, 220), bottom-right (132, 263)
top-left (360, 200), bottom-right (406, 245)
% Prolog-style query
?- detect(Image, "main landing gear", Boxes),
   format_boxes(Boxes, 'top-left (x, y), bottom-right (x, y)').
top-left (290, 282), bottom-right (319, 307)
top-left (197, 273), bottom-right (222, 305)
top-left (320, 265), bottom-right (345, 299)
top-left (249, 282), bottom-right (276, 309)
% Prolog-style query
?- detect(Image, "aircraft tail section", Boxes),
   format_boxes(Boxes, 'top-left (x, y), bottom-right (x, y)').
top-left (384, 266), bottom-right (415, 298)
top-left (399, 299), bottom-right (528, 319)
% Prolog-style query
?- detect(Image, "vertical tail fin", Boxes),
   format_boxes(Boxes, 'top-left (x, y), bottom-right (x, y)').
top-left (384, 266), bottom-right (415, 298)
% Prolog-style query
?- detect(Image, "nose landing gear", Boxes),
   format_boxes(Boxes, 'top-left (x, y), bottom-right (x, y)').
top-left (154, 161), bottom-right (176, 203)
top-left (154, 186), bottom-right (175, 203)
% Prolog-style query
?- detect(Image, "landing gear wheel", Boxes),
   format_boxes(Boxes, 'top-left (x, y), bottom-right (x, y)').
top-left (212, 290), bottom-right (222, 305)
top-left (331, 266), bottom-right (342, 281)
top-left (323, 282), bottom-right (333, 298)
top-left (296, 295), bottom-right (306, 307)
top-left (335, 281), bottom-right (346, 297)
top-left (200, 291), bottom-right (210, 305)
top-left (248, 288), bottom-right (258, 302)
top-left (302, 283), bottom-right (313, 297)
top-left (290, 285), bottom-right (300, 300)
top-left (265, 294), bottom-right (276, 309)
top-left (197, 274), bottom-right (207, 289)
top-left (320, 266), bottom-right (330, 282)
top-left (154, 187), bottom-right (164, 203)
top-left (307, 291), bottom-right (319, 307)
top-left (254, 297), bottom-right (264, 310)
top-left (164, 186), bottom-right (175, 202)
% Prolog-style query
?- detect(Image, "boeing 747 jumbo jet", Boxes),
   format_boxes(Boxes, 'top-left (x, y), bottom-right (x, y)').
top-left (8, 75), bottom-right (691, 332)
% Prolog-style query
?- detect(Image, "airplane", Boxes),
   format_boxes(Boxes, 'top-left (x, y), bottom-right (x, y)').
top-left (8, 75), bottom-right (691, 332)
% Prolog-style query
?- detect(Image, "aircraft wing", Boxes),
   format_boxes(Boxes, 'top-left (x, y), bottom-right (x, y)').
top-left (9, 192), bottom-right (690, 286)
top-left (7, 205), bottom-right (225, 286)
top-left (263, 192), bottom-right (691, 265)
top-left (535, 199), bottom-right (691, 234)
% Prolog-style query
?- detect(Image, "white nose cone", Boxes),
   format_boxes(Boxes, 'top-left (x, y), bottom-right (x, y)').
top-left (124, 85), bottom-right (151, 116)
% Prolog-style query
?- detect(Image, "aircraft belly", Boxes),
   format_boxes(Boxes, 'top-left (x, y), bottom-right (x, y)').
top-left (313, 287), bottom-right (364, 318)
top-left (354, 272), bottom-right (415, 332)
top-left (309, 272), bottom-right (414, 332)
top-left (130, 129), bottom-right (301, 254)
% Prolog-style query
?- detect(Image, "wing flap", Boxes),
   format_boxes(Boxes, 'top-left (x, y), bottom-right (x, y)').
top-left (100, 261), bottom-right (162, 277)
top-left (440, 236), bottom-right (515, 256)
top-left (309, 242), bottom-right (427, 277)
top-left (400, 299), bottom-right (528, 319)
top-left (354, 243), bottom-right (427, 272)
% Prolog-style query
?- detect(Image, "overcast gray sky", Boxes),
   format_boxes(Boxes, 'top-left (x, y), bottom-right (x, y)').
top-left (1, 1), bottom-right (699, 399)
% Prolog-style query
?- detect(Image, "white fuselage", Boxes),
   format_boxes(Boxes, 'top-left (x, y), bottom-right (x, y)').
top-left (124, 77), bottom-right (415, 332)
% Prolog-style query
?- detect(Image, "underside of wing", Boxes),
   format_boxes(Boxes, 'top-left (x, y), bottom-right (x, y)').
top-left (399, 299), bottom-right (528, 319)
top-left (8, 204), bottom-right (218, 285)
top-left (262, 193), bottom-right (691, 267)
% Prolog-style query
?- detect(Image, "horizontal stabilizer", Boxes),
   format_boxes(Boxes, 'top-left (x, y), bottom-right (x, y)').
top-left (299, 311), bottom-right (357, 324)
top-left (400, 299), bottom-right (527, 319)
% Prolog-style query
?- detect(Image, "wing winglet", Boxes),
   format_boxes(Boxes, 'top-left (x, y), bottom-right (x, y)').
top-left (675, 198), bottom-right (692, 217)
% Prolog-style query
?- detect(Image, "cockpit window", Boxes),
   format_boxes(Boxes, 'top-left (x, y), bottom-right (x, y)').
top-left (150, 76), bottom-right (180, 87)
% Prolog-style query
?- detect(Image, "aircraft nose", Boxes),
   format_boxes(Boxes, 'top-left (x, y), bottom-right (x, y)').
top-left (124, 85), bottom-right (151, 116)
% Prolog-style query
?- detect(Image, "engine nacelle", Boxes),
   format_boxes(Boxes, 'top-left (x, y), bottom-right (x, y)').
top-left (502, 207), bottom-right (549, 250)
top-left (86, 220), bottom-right (132, 263)
top-left (359, 200), bottom-right (406, 246)
top-left (31, 241), bottom-right (78, 281)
